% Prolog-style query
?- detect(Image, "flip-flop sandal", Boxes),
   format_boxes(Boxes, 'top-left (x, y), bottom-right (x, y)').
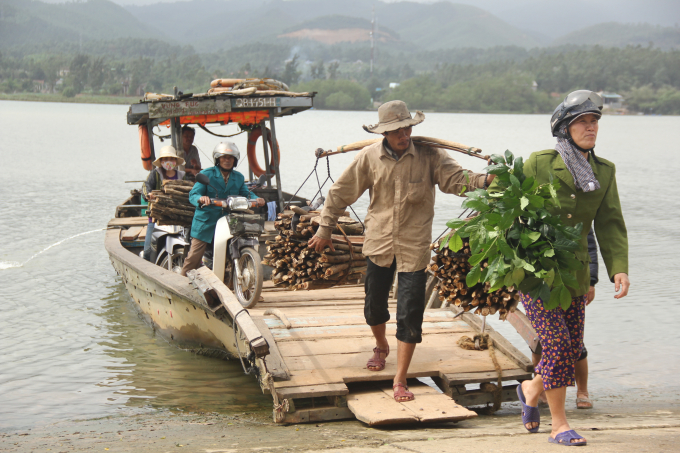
top-left (393, 382), bottom-right (415, 402)
top-left (576, 394), bottom-right (593, 409)
top-left (366, 345), bottom-right (389, 371)
top-left (548, 429), bottom-right (587, 446)
top-left (517, 383), bottom-right (540, 433)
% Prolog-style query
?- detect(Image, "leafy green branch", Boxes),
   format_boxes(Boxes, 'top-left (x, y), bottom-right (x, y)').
top-left (443, 150), bottom-right (584, 310)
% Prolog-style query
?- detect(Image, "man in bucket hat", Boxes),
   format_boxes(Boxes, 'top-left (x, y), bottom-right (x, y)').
top-left (309, 100), bottom-right (494, 402)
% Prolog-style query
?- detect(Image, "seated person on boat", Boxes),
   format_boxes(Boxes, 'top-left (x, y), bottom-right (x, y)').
top-left (180, 125), bottom-right (202, 178)
top-left (142, 145), bottom-right (187, 261)
top-left (180, 142), bottom-right (265, 276)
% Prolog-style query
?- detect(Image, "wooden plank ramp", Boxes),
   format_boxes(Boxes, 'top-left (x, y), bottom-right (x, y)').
top-left (250, 282), bottom-right (534, 425)
top-left (347, 381), bottom-right (477, 426)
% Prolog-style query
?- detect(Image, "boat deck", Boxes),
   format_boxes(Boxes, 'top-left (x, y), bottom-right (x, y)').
top-left (249, 282), bottom-right (533, 424)
top-left (108, 218), bottom-right (534, 425)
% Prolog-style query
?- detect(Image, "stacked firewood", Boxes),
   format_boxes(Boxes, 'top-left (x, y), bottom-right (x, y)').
top-left (148, 180), bottom-right (195, 227)
top-left (262, 207), bottom-right (367, 290)
top-left (430, 238), bottom-right (520, 320)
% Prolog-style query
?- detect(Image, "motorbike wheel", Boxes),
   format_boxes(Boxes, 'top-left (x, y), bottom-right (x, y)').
top-left (233, 247), bottom-right (263, 308)
top-left (158, 247), bottom-right (185, 274)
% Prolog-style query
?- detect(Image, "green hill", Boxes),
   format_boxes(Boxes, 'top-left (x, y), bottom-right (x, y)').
top-left (375, 1), bottom-right (541, 50)
top-left (126, 0), bottom-right (540, 51)
top-left (553, 22), bottom-right (680, 50)
top-left (0, 0), bottom-right (163, 50)
top-left (283, 14), bottom-right (398, 38)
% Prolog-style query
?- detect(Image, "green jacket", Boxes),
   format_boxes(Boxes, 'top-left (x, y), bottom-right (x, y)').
top-left (524, 150), bottom-right (628, 296)
top-left (188, 166), bottom-right (257, 243)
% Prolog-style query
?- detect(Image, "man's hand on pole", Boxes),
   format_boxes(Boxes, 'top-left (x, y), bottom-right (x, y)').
top-left (485, 158), bottom-right (496, 187)
top-left (308, 234), bottom-right (334, 253)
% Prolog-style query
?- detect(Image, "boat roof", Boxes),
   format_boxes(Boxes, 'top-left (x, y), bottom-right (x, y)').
top-left (127, 91), bottom-right (315, 127)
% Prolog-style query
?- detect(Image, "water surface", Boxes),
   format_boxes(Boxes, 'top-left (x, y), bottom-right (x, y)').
top-left (1, 101), bottom-right (678, 430)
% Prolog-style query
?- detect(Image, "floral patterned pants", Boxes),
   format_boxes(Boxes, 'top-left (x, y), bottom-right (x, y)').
top-left (521, 292), bottom-right (587, 390)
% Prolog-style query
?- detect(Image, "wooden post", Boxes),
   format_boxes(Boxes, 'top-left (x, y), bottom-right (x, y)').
top-left (268, 109), bottom-right (285, 212)
top-left (170, 87), bottom-right (181, 153)
top-left (260, 120), bottom-right (273, 188)
top-left (171, 117), bottom-right (181, 155)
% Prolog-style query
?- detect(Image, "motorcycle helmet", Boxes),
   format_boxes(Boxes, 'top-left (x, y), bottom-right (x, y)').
top-left (550, 90), bottom-right (603, 139)
top-left (213, 141), bottom-right (240, 167)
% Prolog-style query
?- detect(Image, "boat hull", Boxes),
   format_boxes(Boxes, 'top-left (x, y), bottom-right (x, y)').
top-left (105, 228), bottom-right (241, 358)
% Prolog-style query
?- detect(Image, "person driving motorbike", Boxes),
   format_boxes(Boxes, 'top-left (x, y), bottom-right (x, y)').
top-left (180, 141), bottom-right (265, 276)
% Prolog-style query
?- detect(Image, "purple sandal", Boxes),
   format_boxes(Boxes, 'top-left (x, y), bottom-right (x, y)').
top-left (517, 383), bottom-right (540, 433)
top-left (548, 430), bottom-right (587, 446)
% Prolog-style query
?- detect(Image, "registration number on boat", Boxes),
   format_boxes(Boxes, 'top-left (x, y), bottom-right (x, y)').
top-left (232, 97), bottom-right (280, 108)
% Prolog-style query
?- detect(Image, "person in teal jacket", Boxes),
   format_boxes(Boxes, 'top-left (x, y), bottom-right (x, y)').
top-left (515, 91), bottom-right (629, 447)
top-left (180, 141), bottom-right (264, 276)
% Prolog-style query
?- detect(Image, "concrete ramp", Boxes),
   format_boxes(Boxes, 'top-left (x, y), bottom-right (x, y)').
top-left (347, 381), bottom-right (477, 426)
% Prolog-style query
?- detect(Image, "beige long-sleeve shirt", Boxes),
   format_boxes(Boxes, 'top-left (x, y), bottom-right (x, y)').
top-left (317, 139), bottom-right (487, 272)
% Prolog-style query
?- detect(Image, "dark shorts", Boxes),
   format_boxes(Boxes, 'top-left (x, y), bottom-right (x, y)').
top-left (364, 257), bottom-right (428, 343)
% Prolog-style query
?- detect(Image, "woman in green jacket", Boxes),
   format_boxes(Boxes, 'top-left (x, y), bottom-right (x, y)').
top-left (516, 91), bottom-right (630, 446)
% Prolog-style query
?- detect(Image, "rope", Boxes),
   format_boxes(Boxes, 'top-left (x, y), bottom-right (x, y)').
top-left (197, 124), bottom-right (246, 138)
top-left (434, 207), bottom-right (474, 245)
top-left (457, 333), bottom-right (504, 412)
top-left (284, 155), bottom-right (321, 210)
top-left (283, 152), bottom-right (365, 233)
top-left (233, 309), bottom-right (257, 375)
top-left (262, 364), bottom-right (290, 422)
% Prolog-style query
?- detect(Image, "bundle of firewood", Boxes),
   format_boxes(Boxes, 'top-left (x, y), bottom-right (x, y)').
top-left (148, 180), bottom-right (195, 227)
top-left (262, 207), bottom-right (366, 290)
top-left (430, 238), bottom-right (520, 320)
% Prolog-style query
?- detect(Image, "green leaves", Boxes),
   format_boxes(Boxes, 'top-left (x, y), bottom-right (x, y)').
top-left (519, 231), bottom-right (540, 248)
top-left (442, 149), bottom-right (586, 312)
top-left (467, 264), bottom-right (482, 287)
top-left (462, 199), bottom-right (490, 212)
top-left (520, 196), bottom-right (529, 210)
top-left (547, 285), bottom-right (572, 310)
top-left (447, 233), bottom-right (464, 252)
top-left (446, 219), bottom-right (467, 230)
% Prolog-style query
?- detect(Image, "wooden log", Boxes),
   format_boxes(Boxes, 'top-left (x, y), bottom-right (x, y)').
top-left (325, 269), bottom-right (367, 280)
top-left (150, 205), bottom-right (195, 217)
top-left (326, 243), bottom-right (363, 254)
top-left (318, 253), bottom-right (366, 263)
top-left (163, 180), bottom-right (194, 188)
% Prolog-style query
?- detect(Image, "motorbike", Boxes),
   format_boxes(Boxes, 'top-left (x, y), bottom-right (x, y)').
top-left (195, 173), bottom-right (265, 308)
top-left (144, 225), bottom-right (189, 273)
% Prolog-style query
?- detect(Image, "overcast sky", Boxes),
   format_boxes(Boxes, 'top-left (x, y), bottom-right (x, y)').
top-left (38, 0), bottom-right (677, 27)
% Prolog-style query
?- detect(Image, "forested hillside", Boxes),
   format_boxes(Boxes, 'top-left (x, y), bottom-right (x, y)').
top-left (1, 0), bottom-right (679, 114)
top-left (0, 0), bottom-right (161, 49)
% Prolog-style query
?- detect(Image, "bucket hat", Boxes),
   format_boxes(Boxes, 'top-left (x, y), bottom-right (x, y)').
top-left (153, 145), bottom-right (185, 167)
top-left (363, 100), bottom-right (425, 134)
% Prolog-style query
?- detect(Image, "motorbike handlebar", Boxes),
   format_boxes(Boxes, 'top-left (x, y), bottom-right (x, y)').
top-left (200, 198), bottom-right (259, 209)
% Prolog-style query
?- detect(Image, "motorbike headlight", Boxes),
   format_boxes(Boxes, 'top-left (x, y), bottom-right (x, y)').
top-left (227, 197), bottom-right (249, 211)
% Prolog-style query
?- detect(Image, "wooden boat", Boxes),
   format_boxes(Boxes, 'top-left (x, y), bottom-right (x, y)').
top-left (106, 88), bottom-right (535, 425)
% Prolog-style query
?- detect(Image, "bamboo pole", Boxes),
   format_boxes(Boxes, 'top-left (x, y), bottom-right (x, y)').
top-left (315, 136), bottom-right (488, 160)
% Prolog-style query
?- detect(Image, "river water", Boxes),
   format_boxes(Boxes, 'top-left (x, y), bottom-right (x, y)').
top-left (0, 100), bottom-right (678, 431)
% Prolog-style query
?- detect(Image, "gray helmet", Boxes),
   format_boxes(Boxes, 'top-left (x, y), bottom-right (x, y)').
top-left (550, 90), bottom-right (603, 138)
top-left (213, 141), bottom-right (240, 167)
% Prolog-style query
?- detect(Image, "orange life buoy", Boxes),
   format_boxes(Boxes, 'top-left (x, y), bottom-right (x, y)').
top-left (139, 124), bottom-right (153, 171)
top-left (247, 127), bottom-right (281, 177)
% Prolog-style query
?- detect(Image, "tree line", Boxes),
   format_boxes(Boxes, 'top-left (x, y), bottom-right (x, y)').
top-left (1, 40), bottom-right (679, 114)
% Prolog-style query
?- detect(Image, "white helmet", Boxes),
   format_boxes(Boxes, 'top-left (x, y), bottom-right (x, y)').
top-left (212, 141), bottom-right (240, 166)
